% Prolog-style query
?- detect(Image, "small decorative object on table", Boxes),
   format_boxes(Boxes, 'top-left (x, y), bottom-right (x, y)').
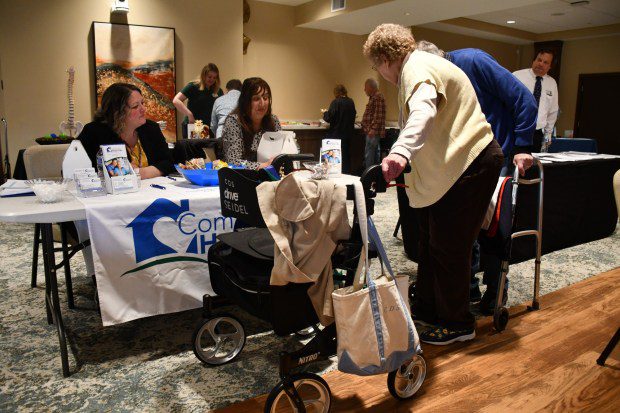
top-left (190, 120), bottom-right (209, 139)
top-left (59, 66), bottom-right (84, 137)
top-left (36, 134), bottom-right (75, 145)
top-left (25, 179), bottom-right (71, 203)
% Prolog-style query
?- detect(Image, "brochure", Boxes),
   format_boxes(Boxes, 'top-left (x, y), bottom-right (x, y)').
top-left (100, 144), bottom-right (139, 195)
top-left (320, 139), bottom-right (342, 175)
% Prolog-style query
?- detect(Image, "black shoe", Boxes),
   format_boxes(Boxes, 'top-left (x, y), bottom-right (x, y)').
top-left (470, 285), bottom-right (482, 303)
top-left (479, 289), bottom-right (508, 316)
top-left (420, 326), bottom-right (476, 345)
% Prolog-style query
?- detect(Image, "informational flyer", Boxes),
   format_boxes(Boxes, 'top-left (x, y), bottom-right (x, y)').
top-left (320, 139), bottom-right (342, 175)
top-left (100, 144), bottom-right (140, 195)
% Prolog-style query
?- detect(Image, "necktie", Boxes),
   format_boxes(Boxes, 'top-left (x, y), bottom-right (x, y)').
top-left (533, 76), bottom-right (543, 107)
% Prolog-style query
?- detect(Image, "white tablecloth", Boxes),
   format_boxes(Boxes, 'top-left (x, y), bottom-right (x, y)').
top-left (79, 177), bottom-right (234, 325)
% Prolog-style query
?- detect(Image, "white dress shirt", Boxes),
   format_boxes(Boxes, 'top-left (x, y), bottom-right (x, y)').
top-left (513, 68), bottom-right (558, 135)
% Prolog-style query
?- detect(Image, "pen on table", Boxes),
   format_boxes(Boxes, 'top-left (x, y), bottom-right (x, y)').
top-left (150, 184), bottom-right (166, 190)
top-left (167, 176), bottom-right (177, 181)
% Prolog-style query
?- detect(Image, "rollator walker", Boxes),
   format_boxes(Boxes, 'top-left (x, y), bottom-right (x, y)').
top-left (192, 155), bottom-right (427, 412)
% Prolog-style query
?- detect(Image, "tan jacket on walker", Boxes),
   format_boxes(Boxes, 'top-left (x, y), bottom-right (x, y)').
top-left (257, 173), bottom-right (350, 326)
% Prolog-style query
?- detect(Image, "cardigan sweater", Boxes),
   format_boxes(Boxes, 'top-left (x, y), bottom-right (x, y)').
top-left (394, 50), bottom-right (493, 208)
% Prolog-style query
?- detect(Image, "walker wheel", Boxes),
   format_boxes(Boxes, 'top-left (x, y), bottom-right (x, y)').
top-left (192, 313), bottom-right (245, 365)
top-left (494, 306), bottom-right (509, 332)
top-left (264, 372), bottom-right (331, 413)
top-left (387, 354), bottom-right (427, 400)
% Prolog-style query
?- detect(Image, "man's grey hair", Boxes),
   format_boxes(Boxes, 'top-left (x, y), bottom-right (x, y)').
top-left (416, 40), bottom-right (445, 58)
top-left (365, 78), bottom-right (379, 89)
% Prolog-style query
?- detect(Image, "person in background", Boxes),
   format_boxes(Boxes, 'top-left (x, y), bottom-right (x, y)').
top-left (416, 40), bottom-right (537, 313)
top-left (364, 24), bottom-right (503, 345)
top-left (322, 84), bottom-right (356, 174)
top-left (361, 78), bottom-right (386, 170)
top-left (173, 63), bottom-right (224, 138)
top-left (211, 79), bottom-right (242, 139)
top-left (513, 50), bottom-right (559, 152)
top-left (221, 77), bottom-right (281, 169)
top-left (78, 82), bottom-right (174, 178)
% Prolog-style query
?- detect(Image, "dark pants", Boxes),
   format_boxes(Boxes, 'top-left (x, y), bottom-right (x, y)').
top-left (533, 129), bottom-right (544, 153)
top-left (413, 140), bottom-right (504, 329)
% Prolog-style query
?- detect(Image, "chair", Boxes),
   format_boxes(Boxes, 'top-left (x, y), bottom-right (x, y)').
top-left (547, 137), bottom-right (598, 153)
top-left (23, 144), bottom-right (78, 308)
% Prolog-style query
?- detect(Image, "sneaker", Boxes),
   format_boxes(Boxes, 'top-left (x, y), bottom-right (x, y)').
top-left (479, 289), bottom-right (508, 316)
top-left (420, 326), bottom-right (476, 345)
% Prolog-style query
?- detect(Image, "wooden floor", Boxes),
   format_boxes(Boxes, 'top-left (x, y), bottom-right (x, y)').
top-left (218, 268), bottom-right (620, 412)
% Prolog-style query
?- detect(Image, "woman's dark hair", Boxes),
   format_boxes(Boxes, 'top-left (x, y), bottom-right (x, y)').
top-left (232, 77), bottom-right (276, 157)
top-left (94, 83), bottom-right (142, 136)
top-left (196, 63), bottom-right (221, 92)
top-left (334, 84), bottom-right (348, 97)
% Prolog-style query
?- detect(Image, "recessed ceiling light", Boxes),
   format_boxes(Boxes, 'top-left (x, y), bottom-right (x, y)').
top-left (507, 20), bottom-right (516, 24)
top-left (404, 12), bottom-right (410, 16)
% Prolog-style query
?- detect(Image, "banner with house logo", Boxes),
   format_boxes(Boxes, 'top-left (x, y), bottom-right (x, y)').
top-left (80, 185), bottom-right (234, 325)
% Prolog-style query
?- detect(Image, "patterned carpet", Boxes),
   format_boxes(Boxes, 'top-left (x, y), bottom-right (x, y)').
top-left (1, 187), bottom-right (618, 412)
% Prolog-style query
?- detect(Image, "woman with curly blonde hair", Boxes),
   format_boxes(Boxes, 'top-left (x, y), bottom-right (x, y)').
top-left (364, 24), bottom-right (504, 345)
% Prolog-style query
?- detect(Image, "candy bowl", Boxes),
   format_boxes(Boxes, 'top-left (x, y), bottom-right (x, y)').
top-left (303, 161), bottom-right (329, 180)
top-left (25, 179), bottom-right (71, 203)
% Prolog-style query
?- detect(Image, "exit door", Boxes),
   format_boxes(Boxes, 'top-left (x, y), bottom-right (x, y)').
top-left (574, 72), bottom-right (620, 155)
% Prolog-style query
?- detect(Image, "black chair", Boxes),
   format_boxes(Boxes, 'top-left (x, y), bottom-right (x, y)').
top-left (172, 138), bottom-right (223, 164)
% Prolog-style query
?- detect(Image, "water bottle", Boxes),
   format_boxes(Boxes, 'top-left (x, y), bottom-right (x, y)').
top-left (541, 132), bottom-right (551, 153)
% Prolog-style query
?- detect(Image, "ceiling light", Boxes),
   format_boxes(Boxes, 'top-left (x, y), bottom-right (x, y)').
top-left (507, 20), bottom-right (516, 24)
top-left (404, 12), bottom-right (410, 16)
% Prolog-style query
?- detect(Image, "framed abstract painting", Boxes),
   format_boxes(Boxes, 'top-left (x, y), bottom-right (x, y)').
top-left (92, 22), bottom-right (177, 142)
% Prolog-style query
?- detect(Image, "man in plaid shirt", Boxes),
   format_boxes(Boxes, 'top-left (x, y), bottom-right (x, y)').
top-left (361, 78), bottom-right (386, 169)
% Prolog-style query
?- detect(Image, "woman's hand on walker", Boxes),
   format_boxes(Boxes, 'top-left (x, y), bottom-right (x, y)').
top-left (381, 153), bottom-right (408, 183)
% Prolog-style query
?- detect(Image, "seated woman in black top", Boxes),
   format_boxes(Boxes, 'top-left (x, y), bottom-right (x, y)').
top-left (78, 83), bottom-right (174, 179)
top-left (221, 77), bottom-right (281, 169)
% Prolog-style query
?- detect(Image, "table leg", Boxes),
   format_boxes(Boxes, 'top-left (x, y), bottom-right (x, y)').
top-left (60, 223), bottom-right (75, 309)
top-left (41, 223), bottom-right (71, 377)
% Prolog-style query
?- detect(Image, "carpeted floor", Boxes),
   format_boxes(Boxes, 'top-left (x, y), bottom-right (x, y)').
top-left (1, 187), bottom-right (618, 412)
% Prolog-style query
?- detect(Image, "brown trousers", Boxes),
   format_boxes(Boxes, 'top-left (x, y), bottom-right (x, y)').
top-left (412, 140), bottom-right (504, 330)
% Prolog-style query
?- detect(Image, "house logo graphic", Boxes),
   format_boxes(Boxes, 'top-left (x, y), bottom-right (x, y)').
top-left (122, 198), bottom-right (234, 276)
